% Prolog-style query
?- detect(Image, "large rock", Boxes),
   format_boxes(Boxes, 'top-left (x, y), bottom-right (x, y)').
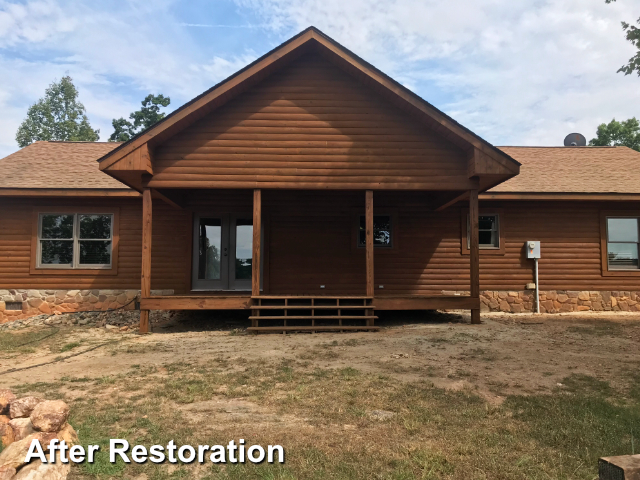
top-left (30, 401), bottom-right (69, 433)
top-left (0, 432), bottom-right (56, 470)
top-left (0, 466), bottom-right (16, 480)
top-left (56, 423), bottom-right (78, 446)
top-left (13, 459), bottom-right (70, 480)
top-left (10, 397), bottom-right (44, 419)
top-left (0, 416), bottom-right (13, 448)
top-left (9, 418), bottom-right (35, 441)
top-left (0, 390), bottom-right (15, 415)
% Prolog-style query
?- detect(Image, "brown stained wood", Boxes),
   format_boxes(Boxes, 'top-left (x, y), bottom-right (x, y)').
top-left (365, 190), bottom-right (374, 298)
top-left (253, 189), bottom-right (262, 296)
top-left (139, 310), bottom-right (149, 334)
top-left (249, 315), bottom-right (377, 320)
top-left (5, 193), bottom-right (640, 305)
top-left (98, 27), bottom-right (518, 185)
top-left (151, 189), bottom-right (183, 209)
top-left (247, 326), bottom-right (380, 333)
top-left (376, 295), bottom-right (480, 310)
top-left (145, 55), bottom-right (477, 191)
top-left (105, 144), bottom-right (153, 174)
top-left (469, 189), bottom-right (480, 324)
top-left (147, 180), bottom-right (478, 191)
top-left (98, 30), bottom-right (319, 170)
top-left (141, 296), bottom-right (252, 310)
top-left (435, 191), bottom-right (469, 212)
top-left (141, 189), bottom-right (152, 299)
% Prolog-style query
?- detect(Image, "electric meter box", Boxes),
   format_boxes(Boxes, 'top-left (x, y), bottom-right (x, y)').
top-left (526, 241), bottom-right (541, 259)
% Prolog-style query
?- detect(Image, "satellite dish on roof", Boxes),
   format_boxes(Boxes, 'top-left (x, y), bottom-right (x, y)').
top-left (564, 133), bottom-right (587, 147)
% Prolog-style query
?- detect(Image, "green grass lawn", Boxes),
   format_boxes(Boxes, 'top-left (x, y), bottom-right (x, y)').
top-left (9, 358), bottom-right (640, 480)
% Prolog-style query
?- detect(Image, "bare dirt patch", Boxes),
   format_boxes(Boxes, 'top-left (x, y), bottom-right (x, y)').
top-left (3, 311), bottom-right (638, 399)
top-left (1, 311), bottom-right (639, 479)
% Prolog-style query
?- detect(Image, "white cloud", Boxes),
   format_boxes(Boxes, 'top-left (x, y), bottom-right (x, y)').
top-left (1, 0), bottom-right (639, 157)
top-left (234, 0), bottom-right (640, 145)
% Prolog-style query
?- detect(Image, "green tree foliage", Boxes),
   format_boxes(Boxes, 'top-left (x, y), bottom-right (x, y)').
top-left (606, 0), bottom-right (640, 76)
top-left (109, 94), bottom-right (170, 142)
top-left (15, 76), bottom-right (100, 147)
top-left (589, 117), bottom-right (640, 151)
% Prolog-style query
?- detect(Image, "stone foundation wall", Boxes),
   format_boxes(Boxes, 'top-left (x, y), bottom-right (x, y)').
top-left (480, 290), bottom-right (640, 313)
top-left (0, 289), bottom-right (140, 324)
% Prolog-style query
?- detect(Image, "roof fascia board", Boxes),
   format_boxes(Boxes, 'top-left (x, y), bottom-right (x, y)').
top-left (0, 188), bottom-right (139, 197)
top-left (480, 193), bottom-right (640, 201)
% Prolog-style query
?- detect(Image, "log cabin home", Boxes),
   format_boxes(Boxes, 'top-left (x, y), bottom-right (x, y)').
top-left (1, 27), bottom-right (640, 332)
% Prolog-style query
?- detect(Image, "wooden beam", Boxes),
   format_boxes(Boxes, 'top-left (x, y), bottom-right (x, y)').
top-left (365, 190), bottom-right (374, 298)
top-left (140, 188), bottom-right (153, 334)
top-left (151, 189), bottom-right (183, 209)
top-left (435, 191), bottom-right (469, 212)
top-left (252, 189), bottom-right (262, 297)
top-left (141, 296), bottom-right (252, 310)
top-left (376, 295), bottom-right (480, 311)
top-left (469, 188), bottom-right (480, 324)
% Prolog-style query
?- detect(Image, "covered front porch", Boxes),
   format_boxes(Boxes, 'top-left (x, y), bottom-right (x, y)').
top-left (136, 187), bottom-right (483, 333)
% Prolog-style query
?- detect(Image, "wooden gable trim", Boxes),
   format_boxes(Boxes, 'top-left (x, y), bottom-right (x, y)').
top-left (101, 144), bottom-right (153, 174)
top-left (468, 148), bottom-right (518, 177)
top-left (98, 27), bottom-right (519, 179)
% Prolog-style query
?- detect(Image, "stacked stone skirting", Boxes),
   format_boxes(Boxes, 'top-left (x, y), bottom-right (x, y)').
top-left (480, 290), bottom-right (640, 313)
top-left (0, 289), bottom-right (140, 324)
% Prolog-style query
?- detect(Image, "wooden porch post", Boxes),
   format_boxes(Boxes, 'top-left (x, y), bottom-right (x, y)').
top-left (365, 190), bottom-right (374, 298)
top-left (140, 188), bottom-right (152, 333)
top-left (469, 189), bottom-right (480, 324)
top-left (252, 189), bottom-right (262, 297)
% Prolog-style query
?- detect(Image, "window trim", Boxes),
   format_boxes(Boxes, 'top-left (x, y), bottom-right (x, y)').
top-left (30, 207), bottom-right (119, 276)
top-left (600, 211), bottom-right (640, 277)
top-left (461, 208), bottom-right (505, 256)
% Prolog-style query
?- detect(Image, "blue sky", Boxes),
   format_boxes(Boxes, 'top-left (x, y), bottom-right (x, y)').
top-left (0, 0), bottom-right (639, 157)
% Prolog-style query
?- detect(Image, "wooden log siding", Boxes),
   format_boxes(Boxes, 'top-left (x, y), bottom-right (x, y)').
top-left (148, 54), bottom-right (472, 191)
top-left (3, 195), bottom-right (640, 296)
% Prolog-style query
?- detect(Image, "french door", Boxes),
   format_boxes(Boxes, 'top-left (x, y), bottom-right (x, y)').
top-left (192, 213), bottom-right (255, 291)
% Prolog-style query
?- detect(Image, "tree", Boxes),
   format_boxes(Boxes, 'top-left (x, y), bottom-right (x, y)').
top-left (16, 76), bottom-right (100, 147)
top-left (109, 94), bottom-right (170, 142)
top-left (606, 0), bottom-right (640, 76)
top-left (589, 117), bottom-right (640, 151)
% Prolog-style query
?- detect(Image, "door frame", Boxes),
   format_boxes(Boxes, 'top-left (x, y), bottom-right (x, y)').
top-left (191, 211), bottom-right (262, 292)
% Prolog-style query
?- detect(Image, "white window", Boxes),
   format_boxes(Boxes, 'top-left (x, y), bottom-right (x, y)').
top-left (467, 214), bottom-right (500, 249)
top-left (606, 217), bottom-right (639, 270)
top-left (37, 213), bottom-right (113, 269)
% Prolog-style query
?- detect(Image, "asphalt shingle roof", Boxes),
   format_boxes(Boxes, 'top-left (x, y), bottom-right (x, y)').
top-left (492, 146), bottom-right (640, 194)
top-left (0, 141), bottom-right (128, 190)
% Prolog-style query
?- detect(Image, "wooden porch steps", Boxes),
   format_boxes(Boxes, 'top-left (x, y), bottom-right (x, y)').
top-left (248, 295), bottom-right (376, 334)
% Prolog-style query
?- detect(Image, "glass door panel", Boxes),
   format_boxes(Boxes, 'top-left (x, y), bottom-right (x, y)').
top-left (192, 215), bottom-right (228, 290)
top-left (198, 218), bottom-right (222, 280)
top-left (235, 220), bottom-right (253, 280)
